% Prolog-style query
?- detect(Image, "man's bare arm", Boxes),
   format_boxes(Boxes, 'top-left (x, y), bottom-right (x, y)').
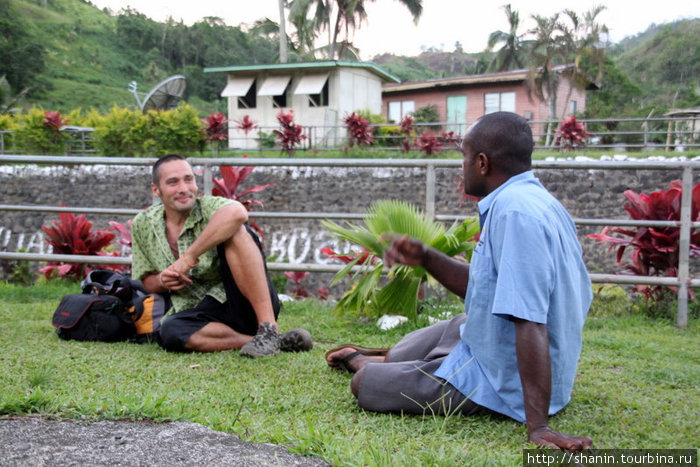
top-left (181, 202), bottom-right (248, 263)
top-left (514, 318), bottom-right (593, 450)
top-left (168, 201), bottom-right (248, 275)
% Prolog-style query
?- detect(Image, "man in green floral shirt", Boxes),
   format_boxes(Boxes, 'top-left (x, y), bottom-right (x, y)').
top-left (131, 154), bottom-right (311, 357)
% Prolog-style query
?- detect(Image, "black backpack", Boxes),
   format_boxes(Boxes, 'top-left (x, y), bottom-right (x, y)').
top-left (52, 292), bottom-right (134, 342)
top-left (51, 270), bottom-right (166, 343)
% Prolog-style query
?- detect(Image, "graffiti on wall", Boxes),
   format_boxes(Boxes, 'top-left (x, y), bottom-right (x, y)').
top-left (1, 224), bottom-right (365, 265)
top-left (0, 227), bottom-right (48, 254)
top-left (267, 228), bottom-right (362, 264)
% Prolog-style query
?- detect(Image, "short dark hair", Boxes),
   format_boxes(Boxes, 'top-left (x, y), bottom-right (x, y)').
top-left (152, 153), bottom-right (187, 185)
top-left (464, 112), bottom-right (534, 175)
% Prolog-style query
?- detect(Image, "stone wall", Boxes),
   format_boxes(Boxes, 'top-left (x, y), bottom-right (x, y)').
top-left (0, 161), bottom-right (695, 289)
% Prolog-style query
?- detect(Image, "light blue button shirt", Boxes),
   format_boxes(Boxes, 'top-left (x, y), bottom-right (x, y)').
top-left (434, 171), bottom-right (592, 422)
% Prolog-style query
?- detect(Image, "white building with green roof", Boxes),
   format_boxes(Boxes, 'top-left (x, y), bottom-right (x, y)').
top-left (204, 61), bottom-right (399, 149)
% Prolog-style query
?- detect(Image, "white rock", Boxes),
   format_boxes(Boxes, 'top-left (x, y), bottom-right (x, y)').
top-left (376, 314), bottom-right (408, 330)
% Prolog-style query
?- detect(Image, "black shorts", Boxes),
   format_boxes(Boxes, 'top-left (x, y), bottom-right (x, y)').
top-left (158, 226), bottom-right (280, 352)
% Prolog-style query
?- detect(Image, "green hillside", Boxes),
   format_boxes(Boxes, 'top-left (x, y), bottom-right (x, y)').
top-left (4, 0), bottom-right (135, 111)
top-left (613, 19), bottom-right (700, 109)
top-left (2, 0), bottom-right (278, 114)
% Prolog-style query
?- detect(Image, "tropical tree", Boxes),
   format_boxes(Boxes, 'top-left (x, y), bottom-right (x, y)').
top-left (557, 6), bottom-right (609, 119)
top-left (289, 0), bottom-right (423, 60)
top-left (526, 13), bottom-right (567, 146)
top-left (0, 75), bottom-right (28, 115)
top-left (287, 0), bottom-right (329, 60)
top-left (278, 0), bottom-right (289, 62)
top-left (0, 0), bottom-right (47, 97)
top-left (486, 4), bottom-right (528, 72)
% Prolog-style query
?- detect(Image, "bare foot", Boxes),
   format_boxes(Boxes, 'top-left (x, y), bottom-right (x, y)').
top-left (326, 347), bottom-right (386, 373)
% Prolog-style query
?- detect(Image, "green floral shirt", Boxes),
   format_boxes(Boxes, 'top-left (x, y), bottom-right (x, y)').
top-left (131, 195), bottom-right (234, 315)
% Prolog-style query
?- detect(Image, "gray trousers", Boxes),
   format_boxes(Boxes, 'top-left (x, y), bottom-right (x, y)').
top-left (357, 313), bottom-right (487, 416)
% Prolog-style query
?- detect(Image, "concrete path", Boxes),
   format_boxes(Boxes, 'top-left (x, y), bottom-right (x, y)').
top-left (0, 416), bottom-right (328, 466)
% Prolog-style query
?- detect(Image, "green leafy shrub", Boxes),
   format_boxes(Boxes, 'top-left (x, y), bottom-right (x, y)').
top-left (322, 199), bottom-right (479, 321)
top-left (0, 114), bottom-right (19, 152)
top-left (92, 104), bottom-right (205, 156)
top-left (589, 284), bottom-right (632, 317)
top-left (64, 108), bottom-right (103, 128)
top-left (0, 113), bottom-right (19, 131)
top-left (257, 130), bottom-right (276, 149)
top-left (15, 108), bottom-right (68, 154)
top-left (411, 105), bottom-right (439, 124)
top-left (142, 104), bottom-right (206, 155)
top-left (93, 106), bottom-right (145, 156)
top-left (358, 110), bottom-right (398, 147)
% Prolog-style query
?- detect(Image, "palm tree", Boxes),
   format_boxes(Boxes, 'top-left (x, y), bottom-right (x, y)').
top-left (288, 0), bottom-right (331, 59)
top-left (289, 0), bottom-right (423, 60)
top-left (558, 6), bottom-right (609, 119)
top-left (526, 13), bottom-right (567, 146)
top-left (278, 0), bottom-right (288, 62)
top-left (486, 4), bottom-right (527, 72)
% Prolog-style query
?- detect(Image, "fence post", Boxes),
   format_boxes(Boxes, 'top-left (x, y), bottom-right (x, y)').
top-left (677, 165), bottom-right (692, 328)
top-left (202, 164), bottom-right (213, 196)
top-left (425, 163), bottom-right (436, 220)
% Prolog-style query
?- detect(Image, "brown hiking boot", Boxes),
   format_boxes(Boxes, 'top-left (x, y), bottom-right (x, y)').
top-left (279, 328), bottom-right (313, 352)
top-left (240, 322), bottom-right (280, 357)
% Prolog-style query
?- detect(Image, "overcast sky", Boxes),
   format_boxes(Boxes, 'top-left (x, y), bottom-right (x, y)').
top-left (90, 0), bottom-right (699, 59)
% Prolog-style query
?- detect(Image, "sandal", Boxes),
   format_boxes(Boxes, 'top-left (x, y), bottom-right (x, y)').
top-left (325, 344), bottom-right (390, 373)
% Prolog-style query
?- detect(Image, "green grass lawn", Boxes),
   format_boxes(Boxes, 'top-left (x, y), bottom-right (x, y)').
top-left (1, 281), bottom-right (698, 466)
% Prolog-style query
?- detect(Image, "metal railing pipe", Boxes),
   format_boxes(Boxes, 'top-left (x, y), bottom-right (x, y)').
top-left (677, 167), bottom-right (693, 327)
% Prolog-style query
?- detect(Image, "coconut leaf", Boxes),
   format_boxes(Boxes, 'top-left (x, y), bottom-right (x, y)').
top-left (321, 199), bottom-right (479, 321)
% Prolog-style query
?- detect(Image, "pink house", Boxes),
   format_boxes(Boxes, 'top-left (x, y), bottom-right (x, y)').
top-left (381, 66), bottom-right (594, 138)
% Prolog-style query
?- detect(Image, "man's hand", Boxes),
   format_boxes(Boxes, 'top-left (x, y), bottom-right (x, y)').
top-left (529, 426), bottom-right (593, 451)
top-left (159, 264), bottom-right (193, 291)
top-left (170, 254), bottom-right (197, 277)
top-left (383, 235), bottom-right (426, 267)
top-left (384, 234), bottom-right (469, 297)
top-left (515, 319), bottom-right (593, 451)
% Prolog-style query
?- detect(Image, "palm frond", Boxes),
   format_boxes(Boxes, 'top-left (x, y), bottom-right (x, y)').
top-left (373, 275), bottom-right (422, 321)
top-left (321, 200), bottom-right (479, 321)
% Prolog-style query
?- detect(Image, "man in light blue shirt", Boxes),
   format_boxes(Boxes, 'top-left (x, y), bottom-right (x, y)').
top-left (326, 112), bottom-right (593, 450)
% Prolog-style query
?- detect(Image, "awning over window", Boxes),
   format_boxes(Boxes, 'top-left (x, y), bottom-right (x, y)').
top-left (293, 73), bottom-right (329, 95)
top-left (257, 75), bottom-right (291, 96)
top-left (220, 77), bottom-right (255, 97)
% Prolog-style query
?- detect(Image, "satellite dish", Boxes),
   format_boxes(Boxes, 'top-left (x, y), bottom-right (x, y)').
top-left (129, 75), bottom-right (186, 113)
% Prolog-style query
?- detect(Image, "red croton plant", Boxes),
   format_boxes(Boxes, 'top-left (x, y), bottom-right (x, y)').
top-left (212, 158), bottom-right (274, 237)
top-left (554, 115), bottom-right (590, 151)
top-left (40, 212), bottom-right (122, 280)
top-left (234, 115), bottom-right (257, 135)
top-left (414, 130), bottom-right (443, 156)
top-left (43, 111), bottom-right (67, 141)
top-left (273, 110), bottom-right (306, 156)
top-left (398, 115), bottom-right (414, 153)
top-left (588, 180), bottom-right (700, 299)
top-left (343, 112), bottom-right (374, 147)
